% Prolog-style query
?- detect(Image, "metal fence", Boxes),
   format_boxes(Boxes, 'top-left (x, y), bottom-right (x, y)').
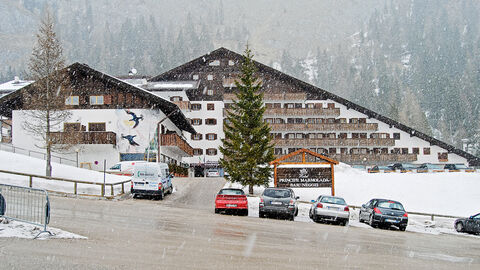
top-left (0, 143), bottom-right (76, 166)
top-left (0, 183), bottom-right (51, 239)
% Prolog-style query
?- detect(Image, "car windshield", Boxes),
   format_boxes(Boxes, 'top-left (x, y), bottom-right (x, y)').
top-left (263, 189), bottom-right (291, 198)
top-left (454, 164), bottom-right (468, 169)
top-left (218, 189), bottom-right (244, 195)
top-left (320, 196), bottom-right (346, 205)
top-left (377, 201), bottom-right (404, 210)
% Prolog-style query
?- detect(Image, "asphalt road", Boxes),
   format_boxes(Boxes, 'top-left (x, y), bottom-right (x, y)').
top-left (0, 177), bottom-right (479, 269)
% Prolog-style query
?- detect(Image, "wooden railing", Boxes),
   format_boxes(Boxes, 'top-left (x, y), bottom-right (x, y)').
top-left (269, 123), bottom-right (378, 131)
top-left (0, 169), bottom-right (130, 198)
top-left (264, 107), bottom-right (340, 116)
top-left (50, 131), bottom-right (117, 145)
top-left (172, 101), bottom-right (191, 110)
top-left (161, 133), bottom-right (194, 156)
top-left (272, 138), bottom-right (395, 147)
top-left (224, 92), bottom-right (307, 101)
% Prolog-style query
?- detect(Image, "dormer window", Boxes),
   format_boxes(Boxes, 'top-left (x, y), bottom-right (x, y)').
top-left (209, 60), bottom-right (220, 66)
top-left (228, 60), bottom-right (235, 66)
top-left (193, 74), bottom-right (199, 80)
top-left (207, 75), bottom-right (213, 80)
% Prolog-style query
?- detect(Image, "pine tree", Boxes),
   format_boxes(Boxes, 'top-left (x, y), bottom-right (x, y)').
top-left (24, 8), bottom-right (70, 177)
top-left (219, 46), bottom-right (275, 195)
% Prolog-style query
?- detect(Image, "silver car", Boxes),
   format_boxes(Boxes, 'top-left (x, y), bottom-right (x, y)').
top-left (259, 188), bottom-right (299, 221)
top-left (309, 195), bottom-right (350, 226)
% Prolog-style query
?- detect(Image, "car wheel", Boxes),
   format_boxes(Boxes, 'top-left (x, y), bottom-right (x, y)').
top-left (244, 209), bottom-right (249, 216)
top-left (214, 208), bottom-right (220, 214)
top-left (359, 211), bottom-right (363, 223)
top-left (289, 214), bottom-right (295, 221)
top-left (158, 190), bottom-right (164, 200)
top-left (341, 220), bottom-right (348, 226)
top-left (399, 226), bottom-right (406, 231)
top-left (259, 211), bottom-right (265, 218)
top-left (455, 222), bottom-right (464, 232)
top-left (295, 208), bottom-right (298, 217)
top-left (369, 214), bottom-right (377, 228)
top-left (132, 193), bottom-right (138, 199)
top-left (309, 210), bottom-right (313, 219)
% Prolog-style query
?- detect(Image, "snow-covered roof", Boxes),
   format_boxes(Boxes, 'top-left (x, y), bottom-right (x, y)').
top-left (0, 78), bottom-right (33, 91)
top-left (145, 81), bottom-right (199, 90)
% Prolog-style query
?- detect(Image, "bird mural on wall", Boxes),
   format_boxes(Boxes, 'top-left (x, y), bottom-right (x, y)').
top-left (125, 109), bottom-right (144, 128)
top-left (121, 134), bottom-right (140, 146)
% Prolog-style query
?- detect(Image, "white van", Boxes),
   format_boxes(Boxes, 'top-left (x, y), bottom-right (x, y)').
top-left (108, 161), bottom-right (147, 176)
top-left (130, 162), bottom-right (173, 199)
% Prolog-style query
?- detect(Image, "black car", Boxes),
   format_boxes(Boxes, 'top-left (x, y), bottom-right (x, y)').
top-left (359, 198), bottom-right (408, 231)
top-left (259, 188), bottom-right (299, 221)
top-left (455, 213), bottom-right (480, 234)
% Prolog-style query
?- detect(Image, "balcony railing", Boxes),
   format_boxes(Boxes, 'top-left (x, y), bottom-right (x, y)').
top-left (264, 107), bottom-right (340, 117)
top-left (161, 133), bottom-right (194, 156)
top-left (269, 123), bottom-right (378, 132)
top-left (223, 92), bottom-right (307, 101)
top-left (272, 138), bottom-right (395, 147)
top-left (172, 101), bottom-right (191, 111)
top-left (50, 131), bottom-right (117, 145)
top-left (328, 154), bottom-right (418, 164)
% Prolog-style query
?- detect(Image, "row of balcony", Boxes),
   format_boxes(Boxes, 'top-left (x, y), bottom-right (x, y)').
top-left (263, 107), bottom-right (340, 117)
top-left (223, 92), bottom-right (307, 101)
top-left (275, 153), bottom-right (418, 164)
top-left (268, 123), bottom-right (378, 132)
top-left (272, 138), bottom-right (396, 147)
top-left (50, 131), bottom-right (193, 157)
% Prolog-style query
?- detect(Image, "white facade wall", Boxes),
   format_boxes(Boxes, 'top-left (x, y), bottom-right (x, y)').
top-left (12, 108), bottom-right (184, 171)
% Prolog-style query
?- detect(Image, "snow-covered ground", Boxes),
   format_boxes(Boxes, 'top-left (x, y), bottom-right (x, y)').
top-left (0, 218), bottom-right (86, 240)
top-left (0, 151), bottom-right (130, 196)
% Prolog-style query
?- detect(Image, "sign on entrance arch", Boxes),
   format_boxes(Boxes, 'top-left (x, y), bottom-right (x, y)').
top-left (270, 149), bottom-right (339, 195)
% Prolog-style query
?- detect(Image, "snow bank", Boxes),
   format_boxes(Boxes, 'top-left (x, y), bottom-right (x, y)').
top-left (0, 218), bottom-right (86, 240)
top-left (0, 151), bottom-right (130, 196)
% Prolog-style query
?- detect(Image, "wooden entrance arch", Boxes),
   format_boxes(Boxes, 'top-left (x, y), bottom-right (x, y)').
top-left (270, 148), bottom-right (339, 195)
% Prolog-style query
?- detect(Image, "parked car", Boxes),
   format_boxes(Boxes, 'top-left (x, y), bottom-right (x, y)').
top-left (206, 168), bottom-right (220, 177)
top-left (130, 162), bottom-right (173, 199)
top-left (259, 188), bottom-right (299, 220)
top-left (368, 165), bottom-right (394, 173)
top-left (454, 213), bottom-right (480, 234)
top-left (214, 188), bottom-right (248, 216)
top-left (389, 163), bottom-right (418, 173)
top-left (359, 198), bottom-right (408, 231)
top-left (416, 163), bottom-right (444, 173)
top-left (444, 164), bottom-right (475, 172)
top-left (309, 195), bottom-right (350, 226)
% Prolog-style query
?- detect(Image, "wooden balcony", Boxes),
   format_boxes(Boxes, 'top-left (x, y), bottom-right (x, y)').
top-left (328, 154), bottom-right (418, 164)
top-left (272, 138), bottom-right (395, 147)
top-left (172, 101), bottom-right (191, 111)
top-left (223, 92), bottom-right (307, 101)
top-left (264, 107), bottom-right (340, 117)
top-left (269, 123), bottom-right (378, 132)
top-left (161, 133), bottom-right (194, 156)
top-left (51, 131), bottom-right (117, 145)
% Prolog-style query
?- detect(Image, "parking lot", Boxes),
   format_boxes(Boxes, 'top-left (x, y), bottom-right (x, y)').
top-left (0, 177), bottom-right (479, 269)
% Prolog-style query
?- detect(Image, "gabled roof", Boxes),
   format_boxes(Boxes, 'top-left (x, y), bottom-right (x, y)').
top-left (151, 47), bottom-right (480, 166)
top-left (0, 63), bottom-right (195, 134)
top-left (271, 148), bottom-right (339, 165)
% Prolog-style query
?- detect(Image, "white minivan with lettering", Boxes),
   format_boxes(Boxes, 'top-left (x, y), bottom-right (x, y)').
top-left (130, 163), bottom-right (173, 199)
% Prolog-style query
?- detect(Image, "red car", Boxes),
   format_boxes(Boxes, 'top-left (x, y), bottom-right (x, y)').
top-left (214, 188), bottom-right (248, 216)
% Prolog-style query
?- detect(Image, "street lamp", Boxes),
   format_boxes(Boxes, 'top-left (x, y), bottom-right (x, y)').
top-left (75, 148), bottom-right (80, 167)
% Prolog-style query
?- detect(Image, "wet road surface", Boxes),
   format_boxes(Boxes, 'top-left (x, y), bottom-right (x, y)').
top-left (0, 177), bottom-right (479, 269)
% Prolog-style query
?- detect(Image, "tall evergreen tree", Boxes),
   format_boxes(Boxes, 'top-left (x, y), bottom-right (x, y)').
top-left (220, 46), bottom-right (275, 195)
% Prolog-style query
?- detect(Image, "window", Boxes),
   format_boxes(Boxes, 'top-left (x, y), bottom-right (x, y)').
top-left (274, 148), bottom-right (283, 155)
top-left (64, 123), bottom-right (81, 131)
top-left (206, 148), bottom-right (217, 155)
top-left (401, 148), bottom-right (409, 154)
top-left (88, 122), bottom-right (106, 132)
top-left (274, 118), bottom-right (284, 124)
top-left (327, 118), bottom-right (335, 124)
top-left (228, 60), bottom-right (235, 66)
top-left (438, 152), bottom-right (448, 161)
top-left (170, 96), bottom-right (183, 102)
top-left (327, 103), bottom-right (335, 109)
top-left (359, 118), bottom-right (367, 124)
top-left (193, 149), bottom-right (203, 156)
top-left (65, 96), bottom-right (79, 105)
top-left (207, 74), bottom-right (213, 80)
top-left (327, 133), bottom-right (336, 139)
top-left (206, 133), bottom-right (217, 140)
top-left (285, 103), bottom-right (294, 109)
top-left (265, 103), bottom-right (273, 109)
top-left (193, 74), bottom-right (199, 80)
top-left (273, 103), bottom-right (281, 108)
top-left (329, 148), bottom-right (337, 154)
top-left (339, 133), bottom-right (347, 139)
top-left (339, 118), bottom-right (347, 123)
top-left (191, 119), bottom-right (202, 125)
top-left (393, 133), bottom-right (400, 140)
top-left (207, 103), bottom-right (215, 110)
top-left (340, 148), bottom-right (347, 154)
top-left (90, 96), bottom-right (104, 105)
top-left (286, 133), bottom-right (295, 139)
top-left (207, 89), bottom-right (214, 96)
top-left (307, 118), bottom-right (315, 124)
top-left (392, 148), bottom-right (401, 154)
top-left (295, 103), bottom-right (302, 108)
top-left (352, 133), bottom-right (359, 139)
top-left (205, 118), bottom-right (217, 125)
top-left (307, 133), bottom-right (316, 139)
top-left (191, 104), bottom-right (202, 111)
top-left (412, 148), bottom-right (419, 154)
top-left (191, 134), bottom-right (203, 140)
top-left (295, 118), bottom-right (303, 124)
top-left (295, 133), bottom-right (303, 139)
top-left (423, 147), bottom-right (431, 155)
top-left (287, 118), bottom-right (295, 124)
top-left (264, 118), bottom-right (274, 124)
top-left (359, 133), bottom-right (367, 139)
top-left (349, 118), bottom-right (358, 124)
